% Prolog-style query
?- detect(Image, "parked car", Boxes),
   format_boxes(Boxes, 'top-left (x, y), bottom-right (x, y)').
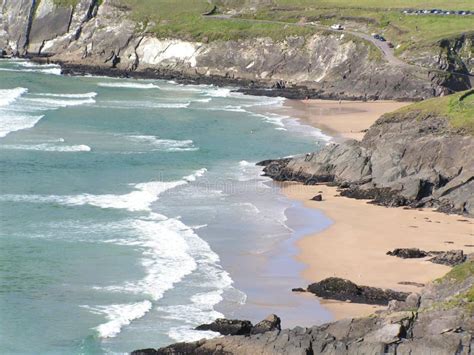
top-left (330, 24), bottom-right (344, 30)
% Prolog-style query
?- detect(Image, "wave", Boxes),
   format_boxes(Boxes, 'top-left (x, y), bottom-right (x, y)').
top-left (125, 135), bottom-right (198, 152)
top-left (0, 143), bottom-right (91, 152)
top-left (24, 97), bottom-right (95, 108)
top-left (0, 113), bottom-right (44, 138)
top-left (0, 87), bottom-right (28, 107)
top-left (0, 169), bottom-right (207, 212)
top-left (97, 100), bottom-right (190, 110)
top-left (98, 82), bottom-right (160, 89)
top-left (0, 67), bottom-right (62, 75)
top-left (82, 301), bottom-right (152, 338)
top-left (204, 87), bottom-right (232, 98)
top-left (36, 92), bottom-right (98, 99)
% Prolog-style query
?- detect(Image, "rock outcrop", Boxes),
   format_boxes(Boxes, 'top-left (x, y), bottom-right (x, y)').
top-left (0, 0), bottom-right (471, 100)
top-left (306, 277), bottom-right (409, 305)
top-left (387, 248), bottom-right (467, 266)
top-left (259, 95), bottom-right (474, 217)
top-left (133, 257), bottom-right (474, 354)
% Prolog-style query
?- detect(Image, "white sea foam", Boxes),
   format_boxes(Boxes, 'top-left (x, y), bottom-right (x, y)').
top-left (204, 87), bottom-right (232, 97)
top-left (82, 301), bottom-right (152, 338)
top-left (24, 97), bottom-right (95, 108)
top-left (126, 135), bottom-right (198, 152)
top-left (98, 82), bottom-right (160, 89)
top-left (0, 87), bottom-right (28, 107)
top-left (36, 92), bottom-right (98, 99)
top-left (0, 143), bottom-right (91, 152)
top-left (0, 113), bottom-right (44, 138)
top-left (0, 169), bottom-right (207, 212)
top-left (98, 100), bottom-right (190, 110)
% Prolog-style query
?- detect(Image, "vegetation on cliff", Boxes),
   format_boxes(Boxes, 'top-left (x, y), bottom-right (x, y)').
top-left (388, 89), bottom-right (474, 134)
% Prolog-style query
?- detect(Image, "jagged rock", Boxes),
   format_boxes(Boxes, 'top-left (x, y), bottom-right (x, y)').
top-left (307, 277), bottom-right (409, 305)
top-left (387, 248), bottom-right (429, 258)
top-left (195, 318), bottom-right (253, 336)
top-left (429, 250), bottom-right (466, 266)
top-left (135, 256), bottom-right (474, 354)
top-left (250, 314), bottom-right (281, 335)
top-left (311, 194), bottom-right (323, 201)
top-left (260, 104), bottom-right (474, 217)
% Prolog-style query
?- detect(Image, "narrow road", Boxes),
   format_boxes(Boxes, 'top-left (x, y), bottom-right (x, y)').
top-left (204, 15), bottom-right (473, 79)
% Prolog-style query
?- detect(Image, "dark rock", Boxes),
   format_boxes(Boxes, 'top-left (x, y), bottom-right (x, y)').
top-left (250, 314), bottom-right (281, 335)
top-left (136, 255), bottom-right (474, 355)
top-left (429, 250), bottom-right (466, 266)
top-left (311, 194), bottom-right (323, 201)
top-left (398, 281), bottom-right (425, 287)
top-left (307, 277), bottom-right (409, 305)
top-left (131, 349), bottom-right (159, 355)
top-left (292, 287), bottom-right (306, 292)
top-left (387, 248), bottom-right (429, 258)
top-left (195, 318), bottom-right (253, 336)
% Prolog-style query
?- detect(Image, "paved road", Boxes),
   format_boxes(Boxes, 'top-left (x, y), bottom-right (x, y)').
top-left (205, 15), bottom-right (473, 79)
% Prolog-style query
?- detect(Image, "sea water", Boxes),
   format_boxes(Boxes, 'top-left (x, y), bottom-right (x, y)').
top-left (0, 59), bottom-right (332, 354)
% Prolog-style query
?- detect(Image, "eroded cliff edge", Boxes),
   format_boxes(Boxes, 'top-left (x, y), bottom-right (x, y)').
top-left (0, 0), bottom-right (472, 100)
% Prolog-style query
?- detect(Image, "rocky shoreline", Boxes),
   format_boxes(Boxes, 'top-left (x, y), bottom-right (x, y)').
top-left (133, 256), bottom-right (474, 354)
top-left (257, 93), bottom-right (474, 217)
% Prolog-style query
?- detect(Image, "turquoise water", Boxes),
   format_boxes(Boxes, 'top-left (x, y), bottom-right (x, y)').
top-left (0, 59), bottom-right (331, 354)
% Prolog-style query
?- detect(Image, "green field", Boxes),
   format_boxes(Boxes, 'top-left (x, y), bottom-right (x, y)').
top-left (117, 0), bottom-right (473, 58)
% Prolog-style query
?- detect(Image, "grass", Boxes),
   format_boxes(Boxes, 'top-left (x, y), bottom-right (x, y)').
top-left (115, 1), bottom-right (473, 58)
top-left (119, 0), bottom-right (316, 41)
top-left (52, 0), bottom-right (79, 6)
top-left (391, 89), bottom-right (474, 134)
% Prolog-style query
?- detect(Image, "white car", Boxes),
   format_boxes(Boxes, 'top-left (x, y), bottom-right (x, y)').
top-left (331, 24), bottom-right (344, 30)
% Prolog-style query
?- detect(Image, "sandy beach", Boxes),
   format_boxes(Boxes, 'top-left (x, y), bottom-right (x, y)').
top-left (278, 99), bottom-right (410, 141)
top-left (278, 99), bottom-right (474, 320)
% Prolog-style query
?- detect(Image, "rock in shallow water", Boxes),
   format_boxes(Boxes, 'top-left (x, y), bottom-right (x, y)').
top-left (307, 277), bottom-right (409, 305)
top-left (195, 318), bottom-right (253, 336)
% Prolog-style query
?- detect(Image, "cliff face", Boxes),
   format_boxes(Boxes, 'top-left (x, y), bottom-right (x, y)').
top-left (0, 0), bottom-right (470, 100)
top-left (260, 92), bottom-right (474, 217)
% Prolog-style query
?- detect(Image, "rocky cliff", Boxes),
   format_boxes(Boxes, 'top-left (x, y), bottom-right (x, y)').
top-left (135, 257), bottom-right (474, 354)
top-left (0, 0), bottom-right (470, 100)
top-left (260, 90), bottom-right (474, 217)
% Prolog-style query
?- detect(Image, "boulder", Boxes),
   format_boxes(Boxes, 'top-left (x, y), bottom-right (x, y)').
top-left (307, 277), bottom-right (409, 305)
top-left (195, 318), bottom-right (253, 336)
top-left (429, 250), bottom-right (466, 266)
top-left (311, 194), bottom-right (323, 201)
top-left (251, 314), bottom-right (281, 335)
top-left (387, 248), bottom-right (429, 258)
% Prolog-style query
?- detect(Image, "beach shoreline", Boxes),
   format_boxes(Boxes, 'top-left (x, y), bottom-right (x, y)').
top-left (275, 99), bottom-right (474, 320)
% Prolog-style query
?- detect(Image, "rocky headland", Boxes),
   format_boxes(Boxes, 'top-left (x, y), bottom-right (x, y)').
top-left (259, 90), bottom-right (474, 217)
top-left (0, 0), bottom-right (472, 100)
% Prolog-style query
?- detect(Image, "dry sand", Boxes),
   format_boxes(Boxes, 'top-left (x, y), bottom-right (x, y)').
top-left (278, 99), bottom-right (410, 141)
top-left (275, 99), bottom-right (474, 320)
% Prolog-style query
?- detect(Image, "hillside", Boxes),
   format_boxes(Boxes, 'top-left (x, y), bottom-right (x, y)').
top-left (0, 0), bottom-right (472, 100)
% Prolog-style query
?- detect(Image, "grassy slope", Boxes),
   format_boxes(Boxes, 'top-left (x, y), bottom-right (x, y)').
top-left (117, 0), bottom-right (473, 60)
top-left (393, 89), bottom-right (474, 134)
top-left (120, 0), bottom-right (314, 41)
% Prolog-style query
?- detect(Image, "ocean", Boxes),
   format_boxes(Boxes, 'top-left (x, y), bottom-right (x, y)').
top-left (0, 59), bottom-right (332, 354)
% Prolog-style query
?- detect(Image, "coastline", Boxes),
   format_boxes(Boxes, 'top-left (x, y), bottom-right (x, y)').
top-left (276, 99), bottom-right (474, 320)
